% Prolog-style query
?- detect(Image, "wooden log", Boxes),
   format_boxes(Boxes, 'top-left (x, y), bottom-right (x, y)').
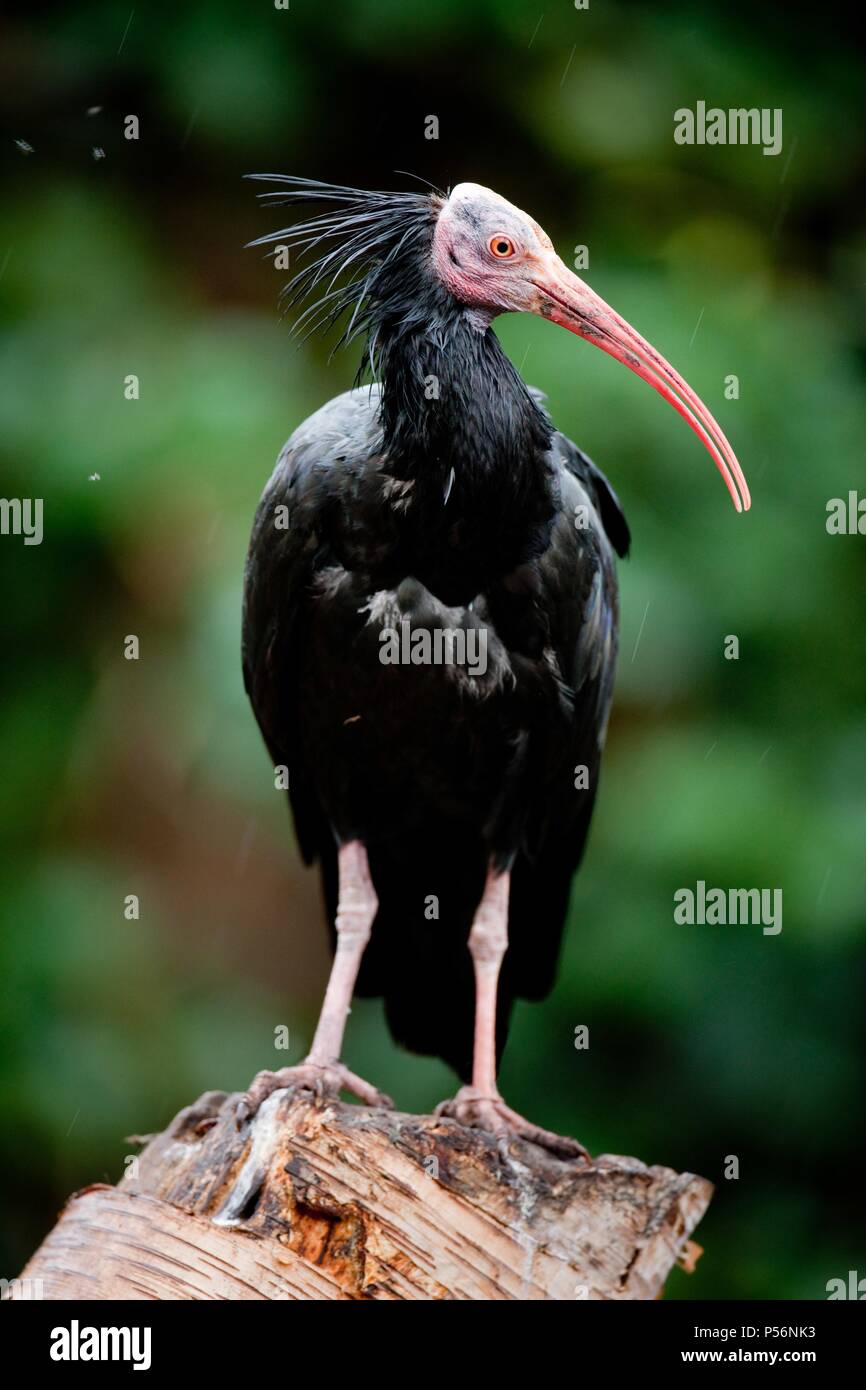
top-left (12, 1088), bottom-right (713, 1300)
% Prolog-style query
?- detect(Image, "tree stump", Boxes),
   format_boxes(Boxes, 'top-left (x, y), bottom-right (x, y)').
top-left (12, 1088), bottom-right (712, 1300)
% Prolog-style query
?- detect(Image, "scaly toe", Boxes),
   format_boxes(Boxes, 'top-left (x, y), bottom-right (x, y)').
top-left (436, 1085), bottom-right (589, 1162)
top-left (236, 1061), bottom-right (392, 1128)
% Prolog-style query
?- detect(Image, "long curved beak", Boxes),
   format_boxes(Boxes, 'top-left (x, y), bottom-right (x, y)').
top-left (532, 257), bottom-right (750, 512)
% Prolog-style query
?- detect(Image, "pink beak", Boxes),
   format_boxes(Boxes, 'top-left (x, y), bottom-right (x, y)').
top-left (532, 258), bottom-right (750, 512)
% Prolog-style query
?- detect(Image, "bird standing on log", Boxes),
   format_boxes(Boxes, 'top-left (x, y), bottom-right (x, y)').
top-left (239, 177), bottom-right (750, 1156)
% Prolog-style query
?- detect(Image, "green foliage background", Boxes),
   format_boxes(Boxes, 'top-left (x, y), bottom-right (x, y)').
top-left (0, 0), bottom-right (863, 1296)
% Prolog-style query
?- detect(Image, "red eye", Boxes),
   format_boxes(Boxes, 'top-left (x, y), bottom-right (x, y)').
top-left (489, 235), bottom-right (515, 258)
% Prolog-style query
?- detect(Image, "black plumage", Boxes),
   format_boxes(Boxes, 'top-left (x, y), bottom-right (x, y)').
top-left (242, 178), bottom-right (629, 1083)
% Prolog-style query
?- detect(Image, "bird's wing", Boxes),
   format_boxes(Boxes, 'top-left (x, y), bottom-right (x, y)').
top-left (557, 435), bottom-right (626, 734)
top-left (525, 387), bottom-right (630, 559)
top-left (241, 385), bottom-right (384, 864)
top-left (505, 428), bottom-right (627, 1001)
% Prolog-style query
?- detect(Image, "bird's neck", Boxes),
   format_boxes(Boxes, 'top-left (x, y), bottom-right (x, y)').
top-left (371, 311), bottom-right (558, 595)
top-left (376, 311), bottom-right (554, 491)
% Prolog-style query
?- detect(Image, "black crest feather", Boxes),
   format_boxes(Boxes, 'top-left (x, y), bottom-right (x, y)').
top-left (246, 175), bottom-right (444, 376)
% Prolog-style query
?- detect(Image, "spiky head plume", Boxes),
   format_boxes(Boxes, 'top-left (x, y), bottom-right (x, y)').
top-left (246, 175), bottom-right (444, 378)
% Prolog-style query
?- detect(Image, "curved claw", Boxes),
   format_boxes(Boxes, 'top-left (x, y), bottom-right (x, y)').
top-left (236, 1060), bottom-right (393, 1129)
top-left (436, 1085), bottom-right (590, 1162)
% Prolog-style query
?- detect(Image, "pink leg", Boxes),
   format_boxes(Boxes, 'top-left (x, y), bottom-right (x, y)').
top-left (308, 841), bottom-right (377, 1065)
top-left (237, 842), bottom-right (392, 1125)
top-left (468, 867), bottom-right (510, 1095)
top-left (436, 864), bottom-right (589, 1161)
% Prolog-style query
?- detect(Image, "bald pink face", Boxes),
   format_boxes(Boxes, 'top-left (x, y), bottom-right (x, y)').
top-left (432, 182), bottom-right (555, 318)
top-left (430, 182), bottom-right (750, 512)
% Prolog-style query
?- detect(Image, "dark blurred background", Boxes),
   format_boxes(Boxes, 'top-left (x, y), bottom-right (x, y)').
top-left (1, 0), bottom-right (864, 1298)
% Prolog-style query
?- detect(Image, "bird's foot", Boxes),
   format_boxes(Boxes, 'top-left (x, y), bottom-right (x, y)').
top-left (235, 1059), bottom-right (393, 1128)
top-left (435, 1085), bottom-right (589, 1162)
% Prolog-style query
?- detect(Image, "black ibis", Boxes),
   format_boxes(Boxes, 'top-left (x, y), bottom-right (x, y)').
top-left (238, 177), bottom-right (750, 1157)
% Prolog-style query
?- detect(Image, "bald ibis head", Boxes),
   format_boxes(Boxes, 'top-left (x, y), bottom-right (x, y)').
top-left (432, 182), bottom-right (749, 512)
top-left (248, 175), bottom-right (750, 512)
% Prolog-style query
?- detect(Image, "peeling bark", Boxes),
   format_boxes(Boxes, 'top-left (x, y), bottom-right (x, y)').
top-left (12, 1089), bottom-right (712, 1300)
